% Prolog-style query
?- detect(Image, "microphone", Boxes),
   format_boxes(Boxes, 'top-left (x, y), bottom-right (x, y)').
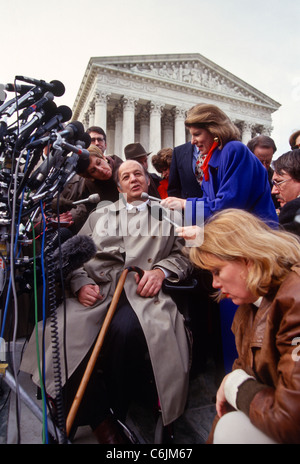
top-left (58, 121), bottom-right (85, 141)
top-left (14, 76), bottom-right (65, 97)
top-left (150, 203), bottom-right (181, 228)
top-left (33, 105), bottom-right (72, 140)
top-left (20, 91), bottom-right (54, 120)
top-left (141, 192), bottom-right (161, 203)
top-left (14, 100), bottom-right (57, 149)
top-left (5, 83), bottom-right (36, 94)
top-left (52, 234), bottom-right (97, 278)
top-left (72, 193), bottom-right (100, 205)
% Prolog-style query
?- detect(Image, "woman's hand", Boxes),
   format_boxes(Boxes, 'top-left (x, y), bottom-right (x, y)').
top-left (135, 268), bottom-right (165, 297)
top-left (161, 197), bottom-right (186, 210)
top-left (77, 284), bottom-right (103, 307)
top-left (216, 374), bottom-right (235, 417)
top-left (176, 225), bottom-right (202, 241)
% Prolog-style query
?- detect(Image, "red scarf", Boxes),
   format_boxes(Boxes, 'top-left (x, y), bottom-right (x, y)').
top-left (202, 140), bottom-right (219, 181)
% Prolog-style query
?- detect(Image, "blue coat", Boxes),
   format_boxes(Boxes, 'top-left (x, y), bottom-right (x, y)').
top-left (186, 141), bottom-right (278, 226)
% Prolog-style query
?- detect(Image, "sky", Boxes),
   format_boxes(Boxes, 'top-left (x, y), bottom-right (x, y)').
top-left (1, 0), bottom-right (300, 159)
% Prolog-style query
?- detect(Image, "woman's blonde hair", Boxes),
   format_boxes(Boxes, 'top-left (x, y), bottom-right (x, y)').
top-left (185, 103), bottom-right (241, 149)
top-left (188, 209), bottom-right (300, 298)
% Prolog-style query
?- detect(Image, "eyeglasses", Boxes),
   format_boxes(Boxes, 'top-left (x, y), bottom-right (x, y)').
top-left (91, 137), bottom-right (105, 143)
top-left (272, 178), bottom-right (292, 188)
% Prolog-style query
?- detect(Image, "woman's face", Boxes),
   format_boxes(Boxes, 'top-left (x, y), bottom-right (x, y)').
top-left (161, 167), bottom-right (170, 180)
top-left (210, 257), bottom-right (256, 305)
top-left (189, 126), bottom-right (215, 154)
top-left (87, 155), bottom-right (112, 180)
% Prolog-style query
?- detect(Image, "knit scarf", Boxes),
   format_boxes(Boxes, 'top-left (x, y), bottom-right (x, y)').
top-left (202, 140), bottom-right (219, 181)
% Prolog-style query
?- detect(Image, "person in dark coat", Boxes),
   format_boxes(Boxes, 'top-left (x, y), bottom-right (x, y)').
top-left (272, 148), bottom-right (300, 236)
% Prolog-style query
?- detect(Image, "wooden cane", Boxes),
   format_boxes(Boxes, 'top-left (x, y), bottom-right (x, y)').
top-left (66, 266), bottom-right (144, 437)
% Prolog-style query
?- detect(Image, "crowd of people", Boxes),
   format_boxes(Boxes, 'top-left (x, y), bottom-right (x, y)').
top-left (20, 103), bottom-right (300, 444)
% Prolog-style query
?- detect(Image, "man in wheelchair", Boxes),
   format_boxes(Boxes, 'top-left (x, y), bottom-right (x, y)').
top-left (21, 159), bottom-right (193, 444)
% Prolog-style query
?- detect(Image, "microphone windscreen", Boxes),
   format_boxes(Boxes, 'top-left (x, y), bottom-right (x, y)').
top-left (53, 234), bottom-right (97, 278)
top-left (56, 105), bottom-right (72, 123)
top-left (50, 80), bottom-right (65, 97)
top-left (81, 132), bottom-right (91, 148)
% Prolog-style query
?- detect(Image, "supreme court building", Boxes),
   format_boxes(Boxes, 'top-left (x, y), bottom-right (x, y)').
top-left (72, 53), bottom-right (280, 165)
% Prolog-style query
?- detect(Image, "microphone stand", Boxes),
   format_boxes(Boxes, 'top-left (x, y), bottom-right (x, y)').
top-left (1, 369), bottom-right (70, 444)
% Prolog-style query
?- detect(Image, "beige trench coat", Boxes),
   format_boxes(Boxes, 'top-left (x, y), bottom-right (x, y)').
top-left (21, 199), bottom-right (192, 425)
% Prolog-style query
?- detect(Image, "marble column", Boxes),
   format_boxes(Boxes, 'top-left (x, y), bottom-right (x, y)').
top-left (106, 113), bottom-right (115, 154)
top-left (113, 104), bottom-right (123, 159)
top-left (87, 101), bottom-right (95, 127)
top-left (94, 91), bottom-right (110, 133)
top-left (149, 101), bottom-right (164, 154)
top-left (138, 106), bottom-right (150, 152)
top-left (162, 110), bottom-right (174, 148)
top-left (242, 121), bottom-right (254, 145)
top-left (121, 96), bottom-right (137, 155)
top-left (174, 107), bottom-right (186, 147)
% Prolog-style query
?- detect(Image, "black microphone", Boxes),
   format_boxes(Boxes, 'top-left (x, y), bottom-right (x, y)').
top-left (5, 83), bottom-right (36, 94)
top-left (58, 121), bottom-right (85, 141)
top-left (14, 100), bottom-right (57, 149)
top-left (72, 193), bottom-right (100, 205)
top-left (52, 234), bottom-right (97, 278)
top-left (14, 76), bottom-right (65, 97)
top-left (26, 146), bottom-right (65, 190)
top-left (33, 105), bottom-right (72, 140)
top-left (20, 91), bottom-right (54, 120)
top-left (150, 203), bottom-right (182, 228)
top-left (0, 85), bottom-right (45, 118)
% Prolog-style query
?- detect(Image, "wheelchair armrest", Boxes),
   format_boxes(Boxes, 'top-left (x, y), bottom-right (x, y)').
top-left (162, 278), bottom-right (198, 293)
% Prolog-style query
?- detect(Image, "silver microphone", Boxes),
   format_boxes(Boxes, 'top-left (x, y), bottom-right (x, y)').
top-left (73, 193), bottom-right (100, 205)
top-left (141, 192), bottom-right (161, 202)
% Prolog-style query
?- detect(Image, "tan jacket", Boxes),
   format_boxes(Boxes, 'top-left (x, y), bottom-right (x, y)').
top-left (21, 199), bottom-right (192, 425)
top-left (232, 264), bottom-right (300, 444)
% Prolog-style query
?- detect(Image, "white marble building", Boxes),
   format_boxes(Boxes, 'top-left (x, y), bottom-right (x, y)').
top-left (72, 53), bottom-right (280, 163)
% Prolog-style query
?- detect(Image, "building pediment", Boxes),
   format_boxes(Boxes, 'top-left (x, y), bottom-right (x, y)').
top-left (87, 53), bottom-right (280, 111)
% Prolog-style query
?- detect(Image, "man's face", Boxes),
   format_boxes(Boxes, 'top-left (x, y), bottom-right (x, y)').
top-left (117, 160), bottom-right (150, 203)
top-left (271, 170), bottom-right (300, 207)
top-left (89, 131), bottom-right (107, 153)
top-left (253, 146), bottom-right (274, 170)
top-left (135, 155), bottom-right (148, 170)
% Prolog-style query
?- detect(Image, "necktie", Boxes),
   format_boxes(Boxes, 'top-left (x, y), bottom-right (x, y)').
top-left (195, 140), bottom-right (219, 184)
top-left (195, 152), bottom-right (207, 185)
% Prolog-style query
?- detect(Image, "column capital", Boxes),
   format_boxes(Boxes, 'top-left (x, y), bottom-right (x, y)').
top-left (95, 91), bottom-right (111, 105)
top-left (148, 101), bottom-right (164, 116)
top-left (173, 106), bottom-right (187, 120)
top-left (122, 95), bottom-right (138, 111)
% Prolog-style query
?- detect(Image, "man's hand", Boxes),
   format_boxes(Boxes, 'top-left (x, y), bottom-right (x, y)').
top-left (135, 268), bottom-right (165, 297)
top-left (77, 284), bottom-right (103, 307)
top-left (50, 211), bottom-right (74, 228)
